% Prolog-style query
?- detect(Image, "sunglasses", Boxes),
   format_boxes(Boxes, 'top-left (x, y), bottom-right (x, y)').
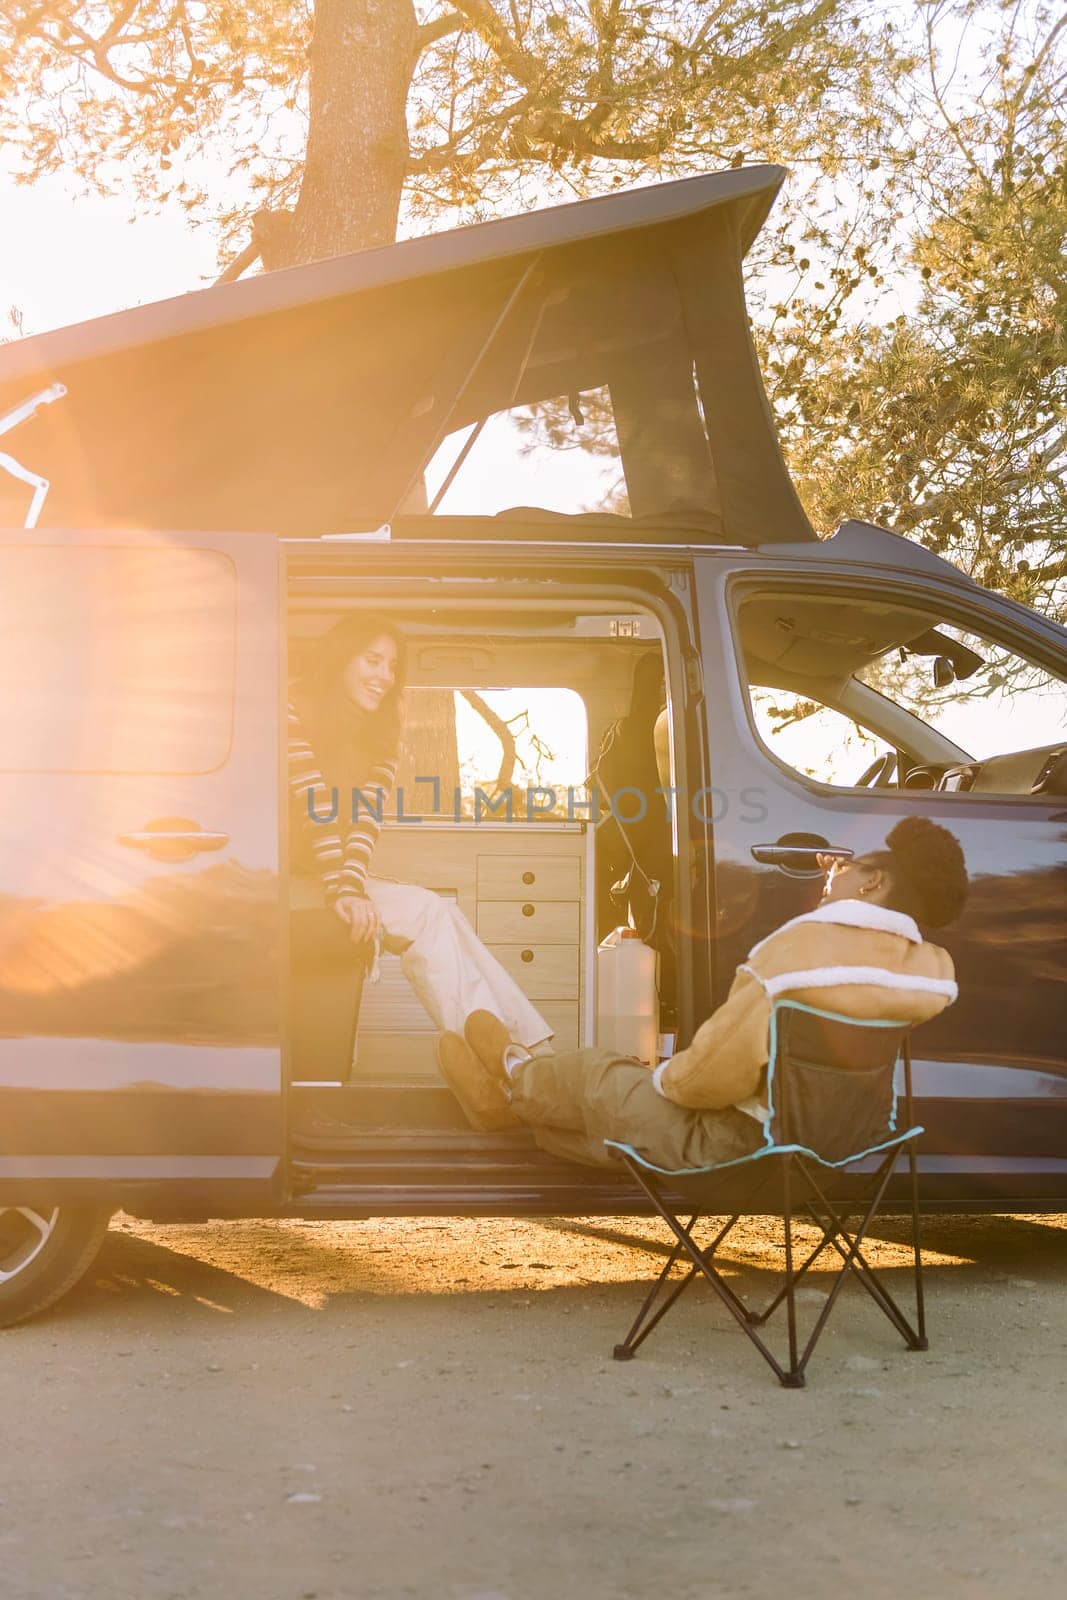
top-left (822, 855), bottom-right (878, 878)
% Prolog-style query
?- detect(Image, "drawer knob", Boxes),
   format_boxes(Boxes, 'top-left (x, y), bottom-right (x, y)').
top-left (520, 949), bottom-right (534, 964)
top-left (521, 903), bottom-right (535, 917)
top-left (522, 870), bottom-right (535, 885)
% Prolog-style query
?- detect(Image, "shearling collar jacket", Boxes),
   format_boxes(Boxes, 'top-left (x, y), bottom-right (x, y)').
top-left (654, 899), bottom-right (958, 1112)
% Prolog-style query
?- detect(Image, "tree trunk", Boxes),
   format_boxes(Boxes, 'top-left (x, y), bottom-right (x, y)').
top-left (283, 0), bottom-right (416, 267)
top-left (395, 691), bottom-right (460, 816)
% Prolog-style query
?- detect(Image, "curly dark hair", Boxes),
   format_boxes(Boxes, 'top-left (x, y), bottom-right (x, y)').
top-left (869, 817), bottom-right (969, 929)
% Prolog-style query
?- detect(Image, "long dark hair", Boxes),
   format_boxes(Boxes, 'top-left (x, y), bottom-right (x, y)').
top-left (291, 614), bottom-right (407, 786)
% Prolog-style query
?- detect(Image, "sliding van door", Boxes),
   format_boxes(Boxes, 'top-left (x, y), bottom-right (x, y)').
top-left (0, 529), bottom-right (283, 1209)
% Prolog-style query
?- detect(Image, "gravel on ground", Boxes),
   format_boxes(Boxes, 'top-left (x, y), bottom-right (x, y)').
top-left (5, 1211), bottom-right (1066, 1600)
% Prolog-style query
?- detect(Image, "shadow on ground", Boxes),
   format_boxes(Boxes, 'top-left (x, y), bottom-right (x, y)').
top-left (46, 1210), bottom-right (1067, 1336)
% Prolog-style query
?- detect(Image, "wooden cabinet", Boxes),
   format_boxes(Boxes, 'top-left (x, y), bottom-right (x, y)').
top-left (476, 900), bottom-right (579, 944)
top-left (477, 855), bottom-right (580, 902)
top-left (484, 941), bottom-right (580, 999)
top-left (352, 824), bottom-right (590, 1081)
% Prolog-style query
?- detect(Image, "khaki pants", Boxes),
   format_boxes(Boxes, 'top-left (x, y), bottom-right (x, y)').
top-left (509, 1047), bottom-right (763, 1170)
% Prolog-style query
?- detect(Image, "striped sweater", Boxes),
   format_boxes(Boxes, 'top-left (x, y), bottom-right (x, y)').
top-left (287, 700), bottom-right (398, 901)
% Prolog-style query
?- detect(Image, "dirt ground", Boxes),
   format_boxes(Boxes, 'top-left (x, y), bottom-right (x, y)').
top-left (5, 1210), bottom-right (1066, 1600)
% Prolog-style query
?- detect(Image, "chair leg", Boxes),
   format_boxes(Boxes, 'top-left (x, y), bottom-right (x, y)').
top-left (613, 1213), bottom-right (700, 1361)
top-left (906, 1140), bottom-right (928, 1349)
top-left (781, 1159), bottom-right (803, 1387)
top-left (798, 1154), bottom-right (926, 1362)
top-left (806, 1200), bottom-right (923, 1349)
top-left (752, 1165), bottom-right (904, 1339)
top-left (613, 1208), bottom-right (746, 1360)
top-left (614, 1151), bottom-right (926, 1387)
top-left (748, 1210), bottom-right (851, 1328)
top-left (901, 1036), bottom-right (928, 1349)
top-left (618, 1159), bottom-right (792, 1386)
top-left (785, 1160), bottom-right (897, 1379)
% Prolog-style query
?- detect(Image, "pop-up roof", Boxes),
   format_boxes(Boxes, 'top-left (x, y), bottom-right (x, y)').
top-left (0, 164), bottom-right (814, 543)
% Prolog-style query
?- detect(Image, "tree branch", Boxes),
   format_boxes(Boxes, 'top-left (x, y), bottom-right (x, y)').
top-left (460, 690), bottom-right (517, 793)
top-left (522, 105), bottom-right (675, 160)
top-left (214, 236), bottom-right (261, 284)
top-left (100, 0), bottom-right (142, 48)
top-left (447, 0), bottom-right (542, 88)
top-left (415, 12), bottom-right (468, 54)
top-left (407, 95), bottom-right (533, 173)
top-left (31, 20), bottom-right (158, 95)
top-left (1017, 554), bottom-right (1067, 587)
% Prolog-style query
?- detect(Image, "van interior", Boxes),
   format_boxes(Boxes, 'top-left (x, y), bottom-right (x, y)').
top-left (284, 587), bottom-right (684, 1147)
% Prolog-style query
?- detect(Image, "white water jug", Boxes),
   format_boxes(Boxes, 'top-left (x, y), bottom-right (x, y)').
top-left (596, 928), bottom-right (659, 1068)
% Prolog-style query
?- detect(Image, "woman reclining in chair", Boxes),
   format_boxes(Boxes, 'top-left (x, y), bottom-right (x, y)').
top-left (436, 818), bottom-right (969, 1170)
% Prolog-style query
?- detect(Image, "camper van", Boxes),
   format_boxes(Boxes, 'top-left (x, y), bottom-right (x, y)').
top-left (1, 166), bottom-right (1065, 1327)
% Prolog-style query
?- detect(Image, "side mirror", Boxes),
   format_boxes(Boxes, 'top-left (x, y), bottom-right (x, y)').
top-left (933, 655), bottom-right (956, 689)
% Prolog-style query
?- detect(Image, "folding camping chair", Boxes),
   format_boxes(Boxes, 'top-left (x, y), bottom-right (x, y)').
top-left (607, 1000), bottom-right (928, 1387)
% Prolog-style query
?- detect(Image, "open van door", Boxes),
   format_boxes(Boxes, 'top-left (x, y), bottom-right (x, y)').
top-left (0, 528), bottom-right (282, 1215)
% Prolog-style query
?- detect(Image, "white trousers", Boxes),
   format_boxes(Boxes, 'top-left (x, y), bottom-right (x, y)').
top-left (364, 877), bottom-right (551, 1048)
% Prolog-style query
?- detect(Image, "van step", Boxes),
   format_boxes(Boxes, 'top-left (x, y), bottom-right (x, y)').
top-left (290, 1126), bottom-right (537, 1156)
top-left (286, 1096), bottom-right (657, 1213)
top-left (293, 1178), bottom-right (650, 1217)
top-left (289, 1082), bottom-right (471, 1133)
top-left (286, 1128), bottom-right (646, 1209)
top-left (289, 1129), bottom-right (558, 1173)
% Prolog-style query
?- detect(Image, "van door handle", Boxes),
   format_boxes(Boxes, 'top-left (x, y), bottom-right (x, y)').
top-left (118, 819), bottom-right (229, 861)
top-left (750, 835), bottom-right (853, 876)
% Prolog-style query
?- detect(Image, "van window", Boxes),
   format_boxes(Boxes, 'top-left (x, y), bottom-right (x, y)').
top-left (0, 545), bottom-right (235, 773)
top-left (397, 242), bottom-right (715, 523)
top-left (741, 590), bottom-right (1067, 794)
top-left (749, 687), bottom-right (893, 787)
top-left (856, 622), bottom-right (1067, 763)
top-left (419, 389), bottom-right (629, 518)
top-left (396, 686), bottom-right (590, 818)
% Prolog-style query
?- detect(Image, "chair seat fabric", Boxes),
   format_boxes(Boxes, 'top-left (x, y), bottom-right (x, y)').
top-left (604, 1124), bottom-right (924, 1179)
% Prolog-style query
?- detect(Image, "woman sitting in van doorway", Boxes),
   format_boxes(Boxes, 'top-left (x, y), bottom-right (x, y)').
top-left (288, 614), bottom-right (552, 1051)
top-left (435, 818), bottom-right (968, 1169)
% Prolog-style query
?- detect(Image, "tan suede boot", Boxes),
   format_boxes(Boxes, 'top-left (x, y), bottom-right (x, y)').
top-left (463, 1010), bottom-right (515, 1084)
top-left (435, 1031), bottom-right (520, 1132)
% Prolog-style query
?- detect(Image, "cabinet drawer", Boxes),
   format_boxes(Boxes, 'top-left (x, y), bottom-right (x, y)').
top-left (537, 1002), bottom-right (580, 1052)
top-left (477, 854), bottom-right (580, 901)
top-left (487, 943), bottom-right (579, 1000)
top-left (477, 900), bottom-right (578, 944)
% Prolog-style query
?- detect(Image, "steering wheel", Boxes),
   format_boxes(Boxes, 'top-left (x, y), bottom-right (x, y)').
top-left (854, 751), bottom-right (897, 788)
